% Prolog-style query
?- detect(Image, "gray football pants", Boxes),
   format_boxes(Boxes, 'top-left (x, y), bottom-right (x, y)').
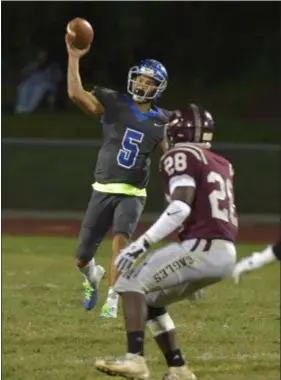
top-left (114, 238), bottom-right (236, 307)
top-left (76, 190), bottom-right (146, 262)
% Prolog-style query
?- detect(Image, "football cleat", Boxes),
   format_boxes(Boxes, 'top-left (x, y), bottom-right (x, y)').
top-left (232, 255), bottom-right (262, 284)
top-left (99, 303), bottom-right (118, 319)
top-left (162, 366), bottom-right (197, 380)
top-left (83, 265), bottom-right (105, 310)
top-left (95, 353), bottom-right (150, 379)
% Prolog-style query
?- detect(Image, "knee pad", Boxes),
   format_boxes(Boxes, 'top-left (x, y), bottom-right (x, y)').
top-left (146, 307), bottom-right (175, 338)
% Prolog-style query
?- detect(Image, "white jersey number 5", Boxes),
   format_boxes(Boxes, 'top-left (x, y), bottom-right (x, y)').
top-left (207, 171), bottom-right (238, 227)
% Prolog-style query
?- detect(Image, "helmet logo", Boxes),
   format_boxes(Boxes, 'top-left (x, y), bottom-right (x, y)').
top-left (139, 67), bottom-right (155, 77)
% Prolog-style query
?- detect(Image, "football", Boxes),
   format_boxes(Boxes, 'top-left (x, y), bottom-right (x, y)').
top-left (66, 18), bottom-right (94, 49)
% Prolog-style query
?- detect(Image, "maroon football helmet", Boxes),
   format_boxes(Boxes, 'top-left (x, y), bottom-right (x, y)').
top-left (165, 104), bottom-right (214, 148)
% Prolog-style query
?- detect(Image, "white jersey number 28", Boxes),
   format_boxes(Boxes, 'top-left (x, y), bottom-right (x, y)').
top-left (163, 153), bottom-right (187, 175)
top-left (207, 171), bottom-right (238, 227)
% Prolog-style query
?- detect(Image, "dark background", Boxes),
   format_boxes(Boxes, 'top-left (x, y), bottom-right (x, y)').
top-left (2, 2), bottom-right (280, 214)
top-left (2, 1), bottom-right (280, 141)
top-left (2, 2), bottom-right (279, 85)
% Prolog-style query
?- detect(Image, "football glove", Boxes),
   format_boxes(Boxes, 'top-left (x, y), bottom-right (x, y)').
top-left (115, 235), bottom-right (151, 273)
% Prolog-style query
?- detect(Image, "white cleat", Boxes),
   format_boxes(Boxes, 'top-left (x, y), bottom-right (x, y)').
top-left (162, 366), bottom-right (197, 380)
top-left (95, 353), bottom-right (150, 379)
top-left (95, 265), bottom-right (106, 283)
top-left (232, 255), bottom-right (258, 284)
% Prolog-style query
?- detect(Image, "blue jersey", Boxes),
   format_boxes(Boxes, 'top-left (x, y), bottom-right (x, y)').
top-left (93, 86), bottom-right (172, 189)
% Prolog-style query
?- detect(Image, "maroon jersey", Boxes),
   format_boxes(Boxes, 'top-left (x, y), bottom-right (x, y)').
top-left (160, 143), bottom-right (238, 242)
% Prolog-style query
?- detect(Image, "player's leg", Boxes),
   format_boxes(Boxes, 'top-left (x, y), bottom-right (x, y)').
top-left (146, 279), bottom-right (205, 310)
top-left (96, 288), bottom-right (150, 379)
top-left (96, 239), bottom-right (235, 378)
top-left (101, 233), bottom-right (128, 316)
top-left (95, 305), bottom-right (189, 380)
top-left (100, 195), bottom-right (146, 318)
top-left (76, 190), bottom-right (114, 310)
top-left (97, 266), bottom-right (150, 377)
top-left (146, 306), bottom-right (196, 380)
top-left (95, 242), bottom-right (193, 378)
top-left (232, 239), bottom-right (281, 284)
top-left (115, 243), bottom-right (200, 379)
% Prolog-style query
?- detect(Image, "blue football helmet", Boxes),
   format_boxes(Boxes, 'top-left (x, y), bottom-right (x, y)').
top-left (127, 59), bottom-right (168, 103)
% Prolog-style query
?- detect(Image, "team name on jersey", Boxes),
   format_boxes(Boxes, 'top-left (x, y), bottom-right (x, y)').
top-left (153, 254), bottom-right (195, 283)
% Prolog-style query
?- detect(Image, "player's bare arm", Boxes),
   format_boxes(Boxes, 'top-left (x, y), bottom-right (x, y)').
top-left (171, 186), bottom-right (195, 206)
top-left (65, 34), bottom-right (104, 117)
top-left (160, 140), bottom-right (167, 153)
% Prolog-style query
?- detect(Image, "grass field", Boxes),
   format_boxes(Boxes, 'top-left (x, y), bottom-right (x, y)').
top-left (2, 235), bottom-right (280, 380)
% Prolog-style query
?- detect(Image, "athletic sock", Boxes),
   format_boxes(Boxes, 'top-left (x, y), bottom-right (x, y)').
top-left (77, 258), bottom-right (96, 283)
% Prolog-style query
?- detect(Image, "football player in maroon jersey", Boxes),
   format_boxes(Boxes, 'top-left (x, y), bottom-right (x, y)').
top-left (95, 105), bottom-right (238, 380)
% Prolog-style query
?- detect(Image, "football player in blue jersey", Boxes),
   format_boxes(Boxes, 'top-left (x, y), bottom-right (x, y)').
top-left (66, 34), bottom-right (172, 318)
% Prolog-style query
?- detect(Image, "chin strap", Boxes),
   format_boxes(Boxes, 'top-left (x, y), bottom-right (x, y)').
top-left (132, 95), bottom-right (148, 103)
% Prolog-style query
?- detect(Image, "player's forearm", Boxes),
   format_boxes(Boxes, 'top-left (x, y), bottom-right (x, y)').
top-left (160, 140), bottom-right (167, 153)
top-left (145, 200), bottom-right (191, 245)
top-left (67, 57), bottom-right (84, 99)
top-left (67, 58), bottom-right (103, 115)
